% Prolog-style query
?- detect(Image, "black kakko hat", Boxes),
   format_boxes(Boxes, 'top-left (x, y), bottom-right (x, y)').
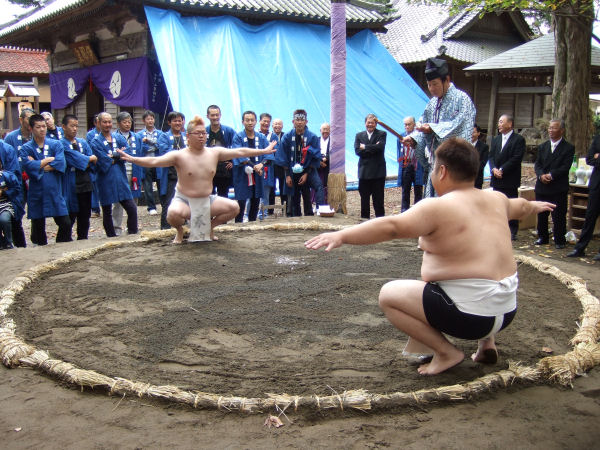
top-left (425, 57), bottom-right (449, 81)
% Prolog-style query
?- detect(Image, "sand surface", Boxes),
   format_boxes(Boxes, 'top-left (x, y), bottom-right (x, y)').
top-left (1, 195), bottom-right (599, 448)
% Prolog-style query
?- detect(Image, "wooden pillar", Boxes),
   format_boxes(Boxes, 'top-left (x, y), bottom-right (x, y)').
top-left (7, 97), bottom-right (13, 130)
top-left (486, 72), bottom-right (499, 145)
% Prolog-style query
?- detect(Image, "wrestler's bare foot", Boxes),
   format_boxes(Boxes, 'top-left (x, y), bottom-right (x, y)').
top-left (173, 227), bottom-right (184, 244)
top-left (471, 337), bottom-right (498, 364)
top-left (417, 348), bottom-right (464, 375)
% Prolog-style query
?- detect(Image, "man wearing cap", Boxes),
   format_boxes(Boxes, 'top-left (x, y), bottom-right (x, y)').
top-left (404, 57), bottom-right (475, 197)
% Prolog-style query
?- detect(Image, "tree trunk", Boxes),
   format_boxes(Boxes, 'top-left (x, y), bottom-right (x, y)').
top-left (552, 1), bottom-right (593, 156)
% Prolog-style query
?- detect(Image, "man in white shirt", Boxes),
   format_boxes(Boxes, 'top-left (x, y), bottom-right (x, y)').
top-left (318, 123), bottom-right (330, 204)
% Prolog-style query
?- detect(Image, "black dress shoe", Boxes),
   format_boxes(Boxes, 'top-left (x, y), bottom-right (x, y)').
top-left (566, 249), bottom-right (585, 257)
top-left (555, 243), bottom-right (565, 249)
top-left (593, 253), bottom-right (600, 262)
top-left (511, 234), bottom-right (517, 241)
top-left (534, 238), bottom-right (549, 245)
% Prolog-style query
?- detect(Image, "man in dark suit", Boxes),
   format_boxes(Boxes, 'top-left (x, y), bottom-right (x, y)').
top-left (488, 114), bottom-right (525, 240)
top-left (567, 135), bottom-right (600, 260)
top-left (533, 119), bottom-right (575, 249)
top-left (355, 114), bottom-right (387, 219)
top-left (471, 124), bottom-right (489, 189)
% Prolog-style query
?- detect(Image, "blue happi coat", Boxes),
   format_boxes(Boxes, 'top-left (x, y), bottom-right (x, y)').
top-left (205, 124), bottom-right (235, 148)
top-left (20, 138), bottom-right (68, 219)
top-left (413, 83), bottom-right (476, 172)
top-left (0, 140), bottom-right (25, 220)
top-left (137, 128), bottom-right (165, 156)
top-left (232, 131), bottom-right (270, 200)
top-left (116, 130), bottom-right (144, 199)
top-left (90, 132), bottom-right (133, 206)
top-left (60, 137), bottom-right (96, 213)
top-left (4, 128), bottom-right (32, 155)
top-left (47, 126), bottom-right (64, 141)
top-left (275, 127), bottom-right (321, 195)
top-left (260, 131), bottom-right (279, 188)
top-left (156, 130), bottom-right (187, 196)
top-left (86, 128), bottom-right (101, 145)
top-left (0, 170), bottom-right (20, 215)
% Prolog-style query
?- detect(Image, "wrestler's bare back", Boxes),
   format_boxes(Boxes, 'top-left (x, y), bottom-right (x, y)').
top-left (415, 188), bottom-right (517, 282)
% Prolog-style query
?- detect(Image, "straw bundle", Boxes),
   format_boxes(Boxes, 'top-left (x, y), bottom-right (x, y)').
top-left (0, 329), bottom-right (34, 367)
top-left (515, 255), bottom-right (600, 345)
top-left (0, 226), bottom-right (597, 414)
top-left (327, 173), bottom-right (348, 214)
top-left (537, 342), bottom-right (600, 386)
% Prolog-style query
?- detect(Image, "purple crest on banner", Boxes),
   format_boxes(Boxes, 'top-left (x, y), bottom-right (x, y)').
top-left (49, 57), bottom-right (169, 113)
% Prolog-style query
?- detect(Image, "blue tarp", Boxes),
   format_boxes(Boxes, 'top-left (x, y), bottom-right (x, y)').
top-left (145, 6), bottom-right (428, 182)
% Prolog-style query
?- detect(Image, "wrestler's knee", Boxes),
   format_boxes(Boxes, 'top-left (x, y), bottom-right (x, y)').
top-left (378, 280), bottom-right (422, 311)
top-left (166, 204), bottom-right (187, 225)
top-left (222, 200), bottom-right (239, 220)
top-left (378, 280), bottom-right (399, 310)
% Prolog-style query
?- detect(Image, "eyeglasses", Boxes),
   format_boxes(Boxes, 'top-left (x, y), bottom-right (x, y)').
top-left (188, 131), bottom-right (207, 136)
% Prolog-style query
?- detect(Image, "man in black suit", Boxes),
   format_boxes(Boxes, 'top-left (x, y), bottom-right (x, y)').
top-left (471, 124), bottom-right (489, 189)
top-left (567, 135), bottom-right (600, 260)
top-left (488, 114), bottom-right (526, 240)
top-left (533, 119), bottom-right (575, 249)
top-left (354, 113), bottom-right (387, 219)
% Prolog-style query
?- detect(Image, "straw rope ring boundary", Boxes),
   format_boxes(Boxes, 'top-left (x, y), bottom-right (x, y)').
top-left (0, 221), bottom-right (598, 414)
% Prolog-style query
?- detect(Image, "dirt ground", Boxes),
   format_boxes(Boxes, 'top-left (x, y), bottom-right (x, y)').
top-left (1, 188), bottom-right (600, 449)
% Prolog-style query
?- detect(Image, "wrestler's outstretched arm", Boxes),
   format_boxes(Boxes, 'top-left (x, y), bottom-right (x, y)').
top-left (218, 140), bottom-right (276, 161)
top-left (116, 149), bottom-right (177, 168)
top-left (305, 198), bottom-right (438, 252)
top-left (506, 196), bottom-right (555, 221)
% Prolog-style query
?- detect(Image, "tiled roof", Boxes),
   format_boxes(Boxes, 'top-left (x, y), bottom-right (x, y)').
top-left (0, 0), bottom-right (393, 39)
top-left (166, 0), bottom-right (392, 23)
top-left (465, 32), bottom-right (600, 71)
top-left (0, 46), bottom-right (49, 74)
top-left (1, 81), bottom-right (40, 96)
top-left (377, 0), bottom-right (527, 65)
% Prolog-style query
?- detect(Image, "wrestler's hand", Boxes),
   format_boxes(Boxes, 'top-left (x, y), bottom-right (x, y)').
top-left (226, 161), bottom-right (233, 170)
top-left (530, 201), bottom-right (555, 214)
top-left (263, 140), bottom-right (277, 154)
top-left (116, 149), bottom-right (133, 162)
top-left (286, 175), bottom-right (293, 187)
top-left (254, 163), bottom-right (263, 173)
top-left (298, 173), bottom-right (308, 185)
top-left (89, 155), bottom-right (98, 164)
top-left (305, 231), bottom-right (343, 252)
